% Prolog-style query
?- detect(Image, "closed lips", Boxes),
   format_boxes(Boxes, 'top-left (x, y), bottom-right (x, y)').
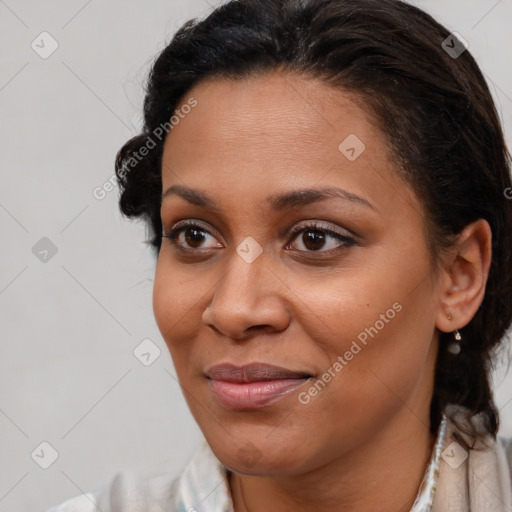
top-left (205, 363), bottom-right (313, 382)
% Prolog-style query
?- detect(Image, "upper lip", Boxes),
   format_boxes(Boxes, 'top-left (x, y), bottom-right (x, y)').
top-left (205, 362), bottom-right (313, 382)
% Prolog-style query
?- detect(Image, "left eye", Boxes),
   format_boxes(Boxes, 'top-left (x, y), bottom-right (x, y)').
top-left (286, 223), bottom-right (357, 253)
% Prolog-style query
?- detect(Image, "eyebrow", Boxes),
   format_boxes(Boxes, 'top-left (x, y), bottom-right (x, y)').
top-left (161, 184), bottom-right (377, 213)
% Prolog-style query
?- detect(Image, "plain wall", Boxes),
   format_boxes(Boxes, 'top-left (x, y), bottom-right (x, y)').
top-left (0, 1), bottom-right (511, 510)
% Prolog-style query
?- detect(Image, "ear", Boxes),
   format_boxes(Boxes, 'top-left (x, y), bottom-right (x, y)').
top-left (435, 219), bottom-right (492, 333)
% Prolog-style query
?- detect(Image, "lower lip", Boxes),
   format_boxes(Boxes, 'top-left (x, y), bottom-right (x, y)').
top-left (208, 378), bottom-right (310, 410)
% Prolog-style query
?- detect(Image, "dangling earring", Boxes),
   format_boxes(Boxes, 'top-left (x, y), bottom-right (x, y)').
top-left (446, 312), bottom-right (462, 354)
top-left (447, 329), bottom-right (462, 355)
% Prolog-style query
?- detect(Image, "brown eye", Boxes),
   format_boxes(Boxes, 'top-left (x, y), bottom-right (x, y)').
top-left (300, 230), bottom-right (327, 251)
top-left (163, 221), bottom-right (223, 251)
top-left (183, 227), bottom-right (208, 248)
top-left (287, 222), bottom-right (357, 254)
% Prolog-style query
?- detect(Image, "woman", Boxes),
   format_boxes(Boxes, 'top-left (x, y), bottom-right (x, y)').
top-left (48, 0), bottom-right (512, 510)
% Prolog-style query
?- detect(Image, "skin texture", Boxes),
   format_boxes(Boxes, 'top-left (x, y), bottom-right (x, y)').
top-left (153, 71), bottom-right (492, 512)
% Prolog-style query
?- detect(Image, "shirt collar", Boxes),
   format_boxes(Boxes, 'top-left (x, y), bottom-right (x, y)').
top-left (410, 413), bottom-right (448, 512)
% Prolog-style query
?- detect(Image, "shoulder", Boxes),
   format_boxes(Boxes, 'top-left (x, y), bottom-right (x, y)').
top-left (498, 432), bottom-right (512, 455)
top-left (44, 439), bottom-right (231, 512)
top-left (497, 433), bottom-right (512, 479)
top-left (44, 470), bottom-right (181, 512)
top-left (443, 406), bottom-right (512, 492)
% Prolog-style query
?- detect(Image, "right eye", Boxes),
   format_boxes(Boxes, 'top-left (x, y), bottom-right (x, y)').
top-left (162, 221), bottom-right (223, 251)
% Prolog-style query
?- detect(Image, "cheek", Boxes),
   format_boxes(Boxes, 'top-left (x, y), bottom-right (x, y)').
top-left (282, 260), bottom-right (405, 353)
top-left (152, 252), bottom-right (206, 356)
top-left (289, 248), bottom-right (436, 393)
top-left (289, 290), bottom-right (435, 457)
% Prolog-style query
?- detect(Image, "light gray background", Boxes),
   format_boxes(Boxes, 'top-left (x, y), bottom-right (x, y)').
top-left (0, 1), bottom-right (511, 511)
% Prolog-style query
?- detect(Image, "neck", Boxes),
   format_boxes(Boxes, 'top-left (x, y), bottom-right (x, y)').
top-left (229, 407), bottom-right (436, 512)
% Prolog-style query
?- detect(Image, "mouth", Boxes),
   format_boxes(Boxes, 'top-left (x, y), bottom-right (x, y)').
top-left (205, 362), bottom-right (314, 410)
top-left (205, 362), bottom-right (314, 381)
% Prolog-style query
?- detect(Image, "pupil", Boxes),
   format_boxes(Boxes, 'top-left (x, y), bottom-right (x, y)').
top-left (304, 230), bottom-right (325, 250)
top-left (185, 228), bottom-right (205, 247)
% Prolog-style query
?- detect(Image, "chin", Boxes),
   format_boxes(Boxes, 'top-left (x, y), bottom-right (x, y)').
top-left (208, 436), bottom-right (310, 476)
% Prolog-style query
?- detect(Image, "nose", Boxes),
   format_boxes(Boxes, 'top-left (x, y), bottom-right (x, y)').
top-left (201, 246), bottom-right (290, 340)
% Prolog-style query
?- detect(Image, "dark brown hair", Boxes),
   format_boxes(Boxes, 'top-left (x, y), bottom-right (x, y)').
top-left (115, 0), bottom-right (512, 449)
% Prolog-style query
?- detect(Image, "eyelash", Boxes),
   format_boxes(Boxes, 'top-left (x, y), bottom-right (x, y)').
top-left (162, 220), bottom-right (357, 256)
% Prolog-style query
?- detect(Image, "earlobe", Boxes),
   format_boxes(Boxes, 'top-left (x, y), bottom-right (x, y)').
top-left (435, 219), bottom-right (492, 334)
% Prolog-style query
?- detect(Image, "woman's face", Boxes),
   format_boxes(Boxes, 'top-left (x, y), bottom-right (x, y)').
top-left (153, 71), bottom-right (441, 475)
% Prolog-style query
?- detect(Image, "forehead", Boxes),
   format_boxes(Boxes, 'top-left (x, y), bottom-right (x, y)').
top-left (165, 71), bottom-right (379, 158)
top-left (160, 71), bottom-right (416, 217)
